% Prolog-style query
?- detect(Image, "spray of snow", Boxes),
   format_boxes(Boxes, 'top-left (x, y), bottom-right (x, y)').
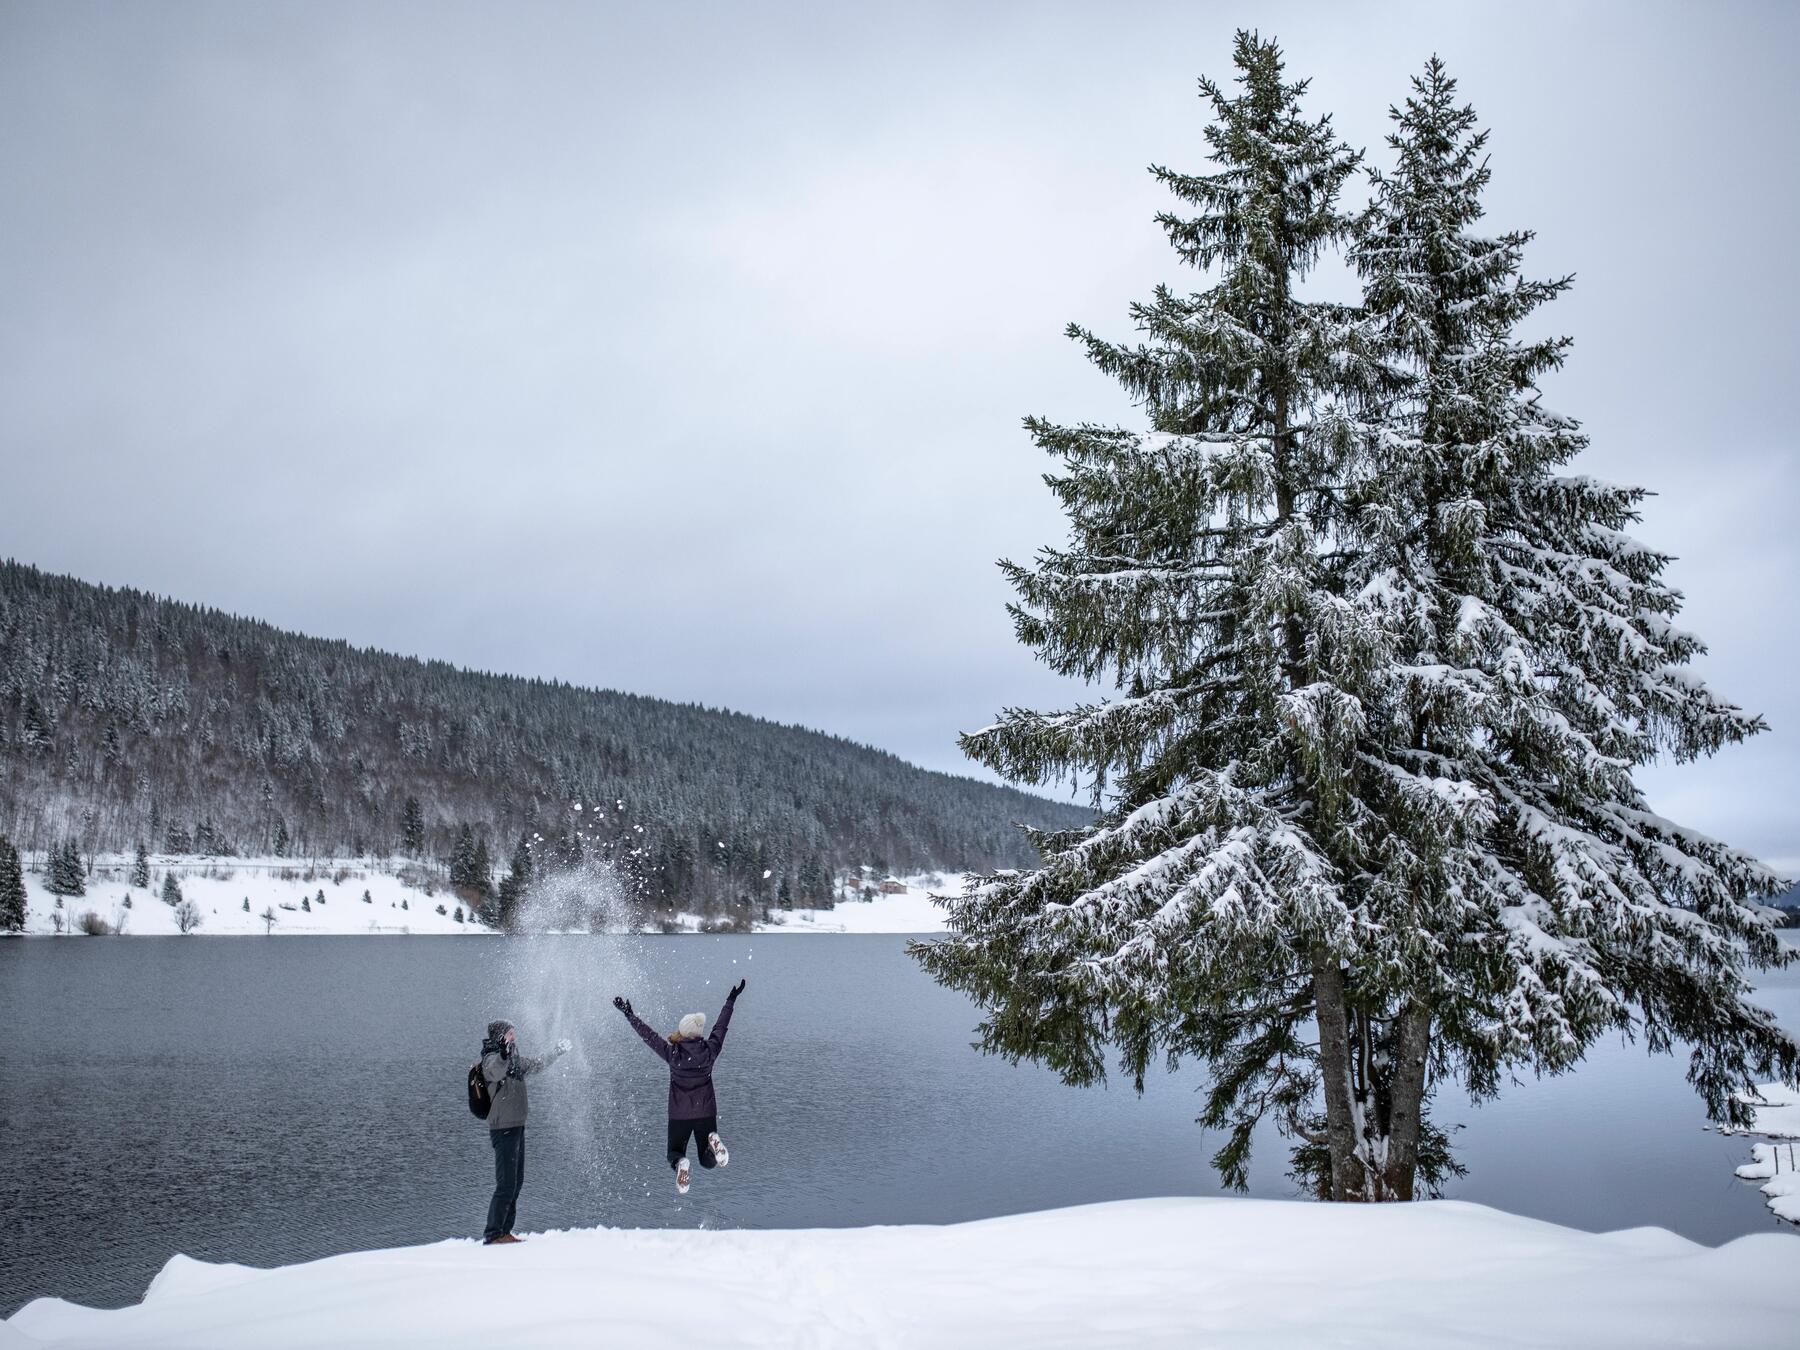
top-left (491, 811), bottom-right (655, 1196)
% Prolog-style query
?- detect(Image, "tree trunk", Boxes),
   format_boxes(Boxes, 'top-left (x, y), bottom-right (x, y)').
top-left (1382, 1003), bottom-right (1431, 1201)
top-left (1311, 954), bottom-right (1365, 1200)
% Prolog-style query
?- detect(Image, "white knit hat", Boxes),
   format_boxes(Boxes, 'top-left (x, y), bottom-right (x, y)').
top-left (677, 1012), bottom-right (706, 1039)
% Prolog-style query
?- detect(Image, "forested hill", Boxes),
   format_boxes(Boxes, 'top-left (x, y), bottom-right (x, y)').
top-left (0, 561), bottom-right (1087, 909)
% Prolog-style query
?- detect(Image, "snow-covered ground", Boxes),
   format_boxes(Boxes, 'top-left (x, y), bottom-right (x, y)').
top-left (1724, 1081), bottom-right (1800, 1139)
top-left (755, 872), bottom-right (961, 933)
top-left (5, 858), bottom-right (961, 936)
top-left (5, 1197), bottom-right (1795, 1349)
top-left (11, 855), bottom-right (487, 936)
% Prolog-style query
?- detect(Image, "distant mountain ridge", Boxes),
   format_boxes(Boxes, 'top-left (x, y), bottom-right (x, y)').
top-left (0, 560), bottom-right (1087, 913)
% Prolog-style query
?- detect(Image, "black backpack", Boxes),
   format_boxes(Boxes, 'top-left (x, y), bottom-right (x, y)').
top-left (468, 1061), bottom-right (491, 1119)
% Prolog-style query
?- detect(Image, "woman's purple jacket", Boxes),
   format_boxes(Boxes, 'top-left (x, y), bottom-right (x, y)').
top-left (625, 995), bottom-right (735, 1120)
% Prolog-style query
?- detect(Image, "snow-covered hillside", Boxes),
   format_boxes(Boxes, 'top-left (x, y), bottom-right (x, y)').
top-left (5, 1197), bottom-right (1795, 1349)
top-left (11, 855), bottom-right (487, 936)
top-left (753, 872), bottom-right (960, 933)
top-left (5, 857), bottom-right (959, 937)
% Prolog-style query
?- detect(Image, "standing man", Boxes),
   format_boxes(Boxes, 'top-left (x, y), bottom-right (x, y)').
top-left (480, 1019), bottom-right (570, 1245)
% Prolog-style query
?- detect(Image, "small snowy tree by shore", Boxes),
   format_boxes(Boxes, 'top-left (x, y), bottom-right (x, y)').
top-left (47, 838), bottom-right (86, 899)
top-left (174, 899), bottom-right (203, 934)
top-left (162, 872), bottom-right (183, 906)
top-left (915, 37), bottom-right (1796, 1204)
top-left (0, 837), bottom-right (27, 932)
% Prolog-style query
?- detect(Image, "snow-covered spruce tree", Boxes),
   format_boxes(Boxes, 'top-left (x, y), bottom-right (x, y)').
top-left (0, 837), bottom-right (27, 931)
top-left (451, 823), bottom-right (476, 887)
top-left (496, 833), bottom-right (532, 931)
top-left (46, 838), bottom-right (86, 899)
top-left (161, 871), bottom-right (182, 906)
top-left (130, 840), bottom-right (150, 889)
top-left (914, 39), bottom-right (1795, 1203)
top-left (1322, 57), bottom-right (1793, 1192)
top-left (400, 797), bottom-right (424, 857)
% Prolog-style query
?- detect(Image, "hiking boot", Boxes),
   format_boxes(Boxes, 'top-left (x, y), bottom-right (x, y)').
top-left (484, 1233), bottom-right (523, 1245)
top-left (708, 1132), bottom-right (730, 1168)
top-left (676, 1155), bottom-right (691, 1194)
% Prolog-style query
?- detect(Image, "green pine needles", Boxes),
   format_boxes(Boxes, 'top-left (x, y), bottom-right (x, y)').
top-left (914, 34), bottom-right (1796, 1203)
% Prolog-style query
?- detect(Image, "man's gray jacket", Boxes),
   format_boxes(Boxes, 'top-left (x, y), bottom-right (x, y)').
top-left (482, 1042), bottom-right (564, 1130)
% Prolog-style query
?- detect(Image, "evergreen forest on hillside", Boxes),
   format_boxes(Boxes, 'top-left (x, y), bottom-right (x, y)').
top-left (0, 561), bottom-right (1089, 921)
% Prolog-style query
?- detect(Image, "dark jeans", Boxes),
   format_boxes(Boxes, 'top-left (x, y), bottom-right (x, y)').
top-left (667, 1115), bottom-right (718, 1171)
top-left (485, 1126), bottom-right (525, 1240)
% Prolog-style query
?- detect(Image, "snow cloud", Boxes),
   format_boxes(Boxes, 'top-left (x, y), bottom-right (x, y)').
top-left (1, 1), bottom-right (1794, 868)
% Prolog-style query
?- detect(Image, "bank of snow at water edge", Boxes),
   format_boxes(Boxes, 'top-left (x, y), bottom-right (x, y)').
top-left (14, 855), bottom-right (488, 936)
top-left (1727, 1082), bottom-right (1800, 1224)
top-left (6, 1198), bottom-right (1796, 1350)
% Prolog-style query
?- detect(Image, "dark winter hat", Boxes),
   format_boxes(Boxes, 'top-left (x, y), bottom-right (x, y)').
top-left (485, 1019), bottom-right (514, 1045)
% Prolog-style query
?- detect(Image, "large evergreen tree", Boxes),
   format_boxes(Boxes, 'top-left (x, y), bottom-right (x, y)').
top-left (1323, 56), bottom-right (1795, 1194)
top-left (130, 841), bottom-right (150, 889)
top-left (915, 39), bottom-right (1794, 1203)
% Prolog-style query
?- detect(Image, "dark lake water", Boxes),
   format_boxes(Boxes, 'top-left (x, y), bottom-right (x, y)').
top-left (2, 931), bottom-right (1797, 1316)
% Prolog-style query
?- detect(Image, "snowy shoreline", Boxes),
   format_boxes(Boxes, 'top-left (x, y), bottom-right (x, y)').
top-left (3, 857), bottom-right (955, 938)
top-left (5, 1197), bottom-right (1795, 1349)
top-left (1724, 1082), bottom-right (1800, 1224)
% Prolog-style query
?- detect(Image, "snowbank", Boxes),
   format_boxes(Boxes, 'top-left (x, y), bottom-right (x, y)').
top-left (756, 872), bottom-right (960, 933)
top-left (1724, 1081), bottom-right (1800, 1139)
top-left (1737, 1142), bottom-right (1800, 1224)
top-left (1721, 1082), bottom-right (1800, 1225)
top-left (5, 1198), bottom-right (1795, 1349)
top-left (12, 855), bottom-right (488, 937)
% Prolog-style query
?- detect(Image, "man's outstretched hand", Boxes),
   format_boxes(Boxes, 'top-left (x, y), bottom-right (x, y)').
top-left (612, 996), bottom-right (631, 1016)
top-left (729, 979), bottom-right (746, 1000)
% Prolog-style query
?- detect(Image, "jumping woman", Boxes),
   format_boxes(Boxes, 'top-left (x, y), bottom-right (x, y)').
top-left (613, 980), bottom-right (744, 1194)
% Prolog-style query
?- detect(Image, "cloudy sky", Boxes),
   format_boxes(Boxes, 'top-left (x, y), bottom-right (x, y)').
top-left (2, 1), bottom-right (1795, 871)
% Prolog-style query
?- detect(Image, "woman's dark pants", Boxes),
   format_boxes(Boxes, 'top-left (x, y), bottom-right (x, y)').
top-left (667, 1116), bottom-right (718, 1170)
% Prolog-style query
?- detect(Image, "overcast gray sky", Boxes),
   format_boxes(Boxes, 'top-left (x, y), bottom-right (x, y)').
top-left (2, 1), bottom-right (1795, 872)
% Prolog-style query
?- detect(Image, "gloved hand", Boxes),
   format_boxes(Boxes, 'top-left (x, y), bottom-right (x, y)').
top-left (555, 1038), bottom-right (572, 1055)
top-left (613, 996), bottom-right (631, 1016)
top-left (729, 979), bottom-right (746, 1000)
